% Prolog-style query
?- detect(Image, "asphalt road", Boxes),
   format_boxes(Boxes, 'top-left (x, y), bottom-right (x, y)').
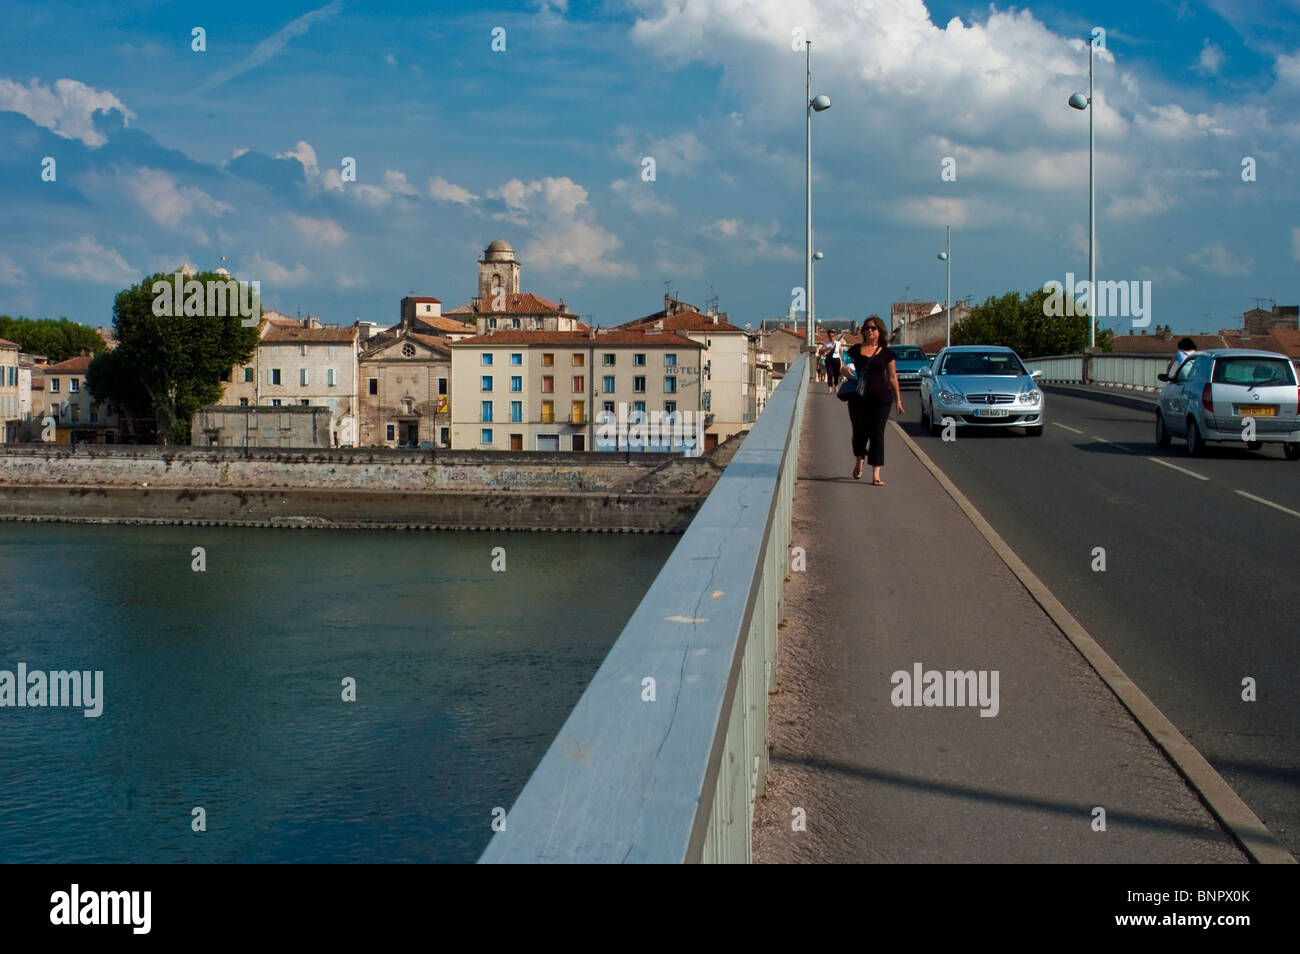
top-left (897, 387), bottom-right (1300, 857)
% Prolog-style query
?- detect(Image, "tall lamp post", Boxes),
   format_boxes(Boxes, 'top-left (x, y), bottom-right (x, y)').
top-left (805, 40), bottom-right (831, 348)
top-left (1069, 37), bottom-right (1097, 349)
top-left (937, 226), bottom-right (951, 347)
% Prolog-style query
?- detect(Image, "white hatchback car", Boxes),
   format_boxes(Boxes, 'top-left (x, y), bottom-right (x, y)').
top-left (1156, 349), bottom-right (1300, 459)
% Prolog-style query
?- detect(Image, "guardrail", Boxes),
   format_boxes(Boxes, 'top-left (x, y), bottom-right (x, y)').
top-left (1023, 353), bottom-right (1170, 391)
top-left (479, 354), bottom-right (809, 864)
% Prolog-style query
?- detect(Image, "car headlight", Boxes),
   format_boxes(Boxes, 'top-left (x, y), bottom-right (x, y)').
top-left (938, 389), bottom-right (965, 405)
top-left (1019, 390), bottom-right (1040, 403)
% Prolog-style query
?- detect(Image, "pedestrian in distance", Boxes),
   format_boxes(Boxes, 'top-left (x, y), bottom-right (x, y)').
top-left (824, 328), bottom-right (843, 393)
top-left (844, 315), bottom-right (904, 484)
top-left (1167, 337), bottom-right (1196, 378)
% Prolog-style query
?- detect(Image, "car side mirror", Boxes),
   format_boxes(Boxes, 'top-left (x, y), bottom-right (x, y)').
top-left (1029, 369), bottom-right (1042, 379)
top-left (1157, 373), bottom-right (1169, 383)
top-left (920, 368), bottom-right (932, 377)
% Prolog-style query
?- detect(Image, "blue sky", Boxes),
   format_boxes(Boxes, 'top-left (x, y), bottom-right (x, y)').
top-left (1, 0), bottom-right (1298, 336)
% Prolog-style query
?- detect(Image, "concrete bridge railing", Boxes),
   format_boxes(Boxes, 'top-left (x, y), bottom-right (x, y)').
top-left (479, 355), bottom-right (809, 863)
top-left (1024, 353), bottom-right (1169, 392)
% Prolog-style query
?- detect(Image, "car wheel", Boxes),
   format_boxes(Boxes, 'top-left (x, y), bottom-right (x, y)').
top-left (1186, 418), bottom-right (1205, 457)
top-left (1155, 411), bottom-right (1170, 448)
top-left (919, 402), bottom-right (930, 431)
top-left (1246, 440), bottom-right (1263, 451)
top-left (927, 404), bottom-right (943, 437)
top-left (1025, 425), bottom-right (1043, 437)
top-left (1285, 444), bottom-right (1300, 461)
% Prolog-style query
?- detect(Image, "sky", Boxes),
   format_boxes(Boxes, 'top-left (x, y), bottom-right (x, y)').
top-left (1, 0), bottom-right (1298, 337)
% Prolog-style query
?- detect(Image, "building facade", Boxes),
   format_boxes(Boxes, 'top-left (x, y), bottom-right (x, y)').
top-left (0, 339), bottom-right (19, 443)
top-left (359, 332), bottom-right (452, 447)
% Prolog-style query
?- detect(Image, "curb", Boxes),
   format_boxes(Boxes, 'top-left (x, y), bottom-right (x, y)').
top-left (1041, 383), bottom-right (1160, 413)
top-left (891, 419), bottom-right (1296, 865)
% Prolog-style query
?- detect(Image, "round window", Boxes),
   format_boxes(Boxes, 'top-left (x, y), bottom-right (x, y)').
top-left (402, 343), bottom-right (415, 357)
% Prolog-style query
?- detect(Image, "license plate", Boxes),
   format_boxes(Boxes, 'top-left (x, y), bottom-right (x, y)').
top-left (1235, 405), bottom-right (1276, 416)
top-left (974, 409), bottom-right (1009, 418)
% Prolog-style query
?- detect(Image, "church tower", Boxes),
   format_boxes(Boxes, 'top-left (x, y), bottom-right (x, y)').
top-left (477, 239), bottom-right (521, 302)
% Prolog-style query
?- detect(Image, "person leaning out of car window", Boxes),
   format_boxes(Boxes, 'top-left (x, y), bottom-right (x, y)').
top-left (844, 315), bottom-right (904, 485)
top-left (1167, 337), bottom-right (1196, 378)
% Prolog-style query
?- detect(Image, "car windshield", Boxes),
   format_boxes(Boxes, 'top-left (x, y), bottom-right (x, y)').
top-left (891, 346), bottom-right (925, 360)
top-left (938, 352), bottom-right (1025, 375)
top-left (1212, 357), bottom-right (1295, 387)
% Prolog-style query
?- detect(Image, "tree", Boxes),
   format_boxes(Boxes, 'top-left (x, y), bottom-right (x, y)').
top-left (0, 316), bottom-right (106, 362)
top-left (952, 288), bottom-right (1111, 358)
top-left (86, 271), bottom-right (260, 444)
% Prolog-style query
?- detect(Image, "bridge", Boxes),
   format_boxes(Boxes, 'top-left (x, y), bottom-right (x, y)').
top-left (480, 352), bottom-right (1298, 864)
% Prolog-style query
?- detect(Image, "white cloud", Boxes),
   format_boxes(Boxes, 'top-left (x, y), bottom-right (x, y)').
top-left (1134, 103), bottom-right (1228, 139)
top-left (1138, 264), bottom-right (1189, 285)
top-left (120, 168), bottom-right (232, 229)
top-left (489, 176), bottom-right (635, 278)
top-left (1198, 40), bottom-right (1225, 75)
top-left (384, 170), bottom-right (419, 196)
top-left (384, 53), bottom-right (397, 65)
top-left (198, 0), bottom-right (343, 91)
top-left (0, 78), bottom-right (135, 147)
top-left (428, 175), bottom-right (478, 204)
top-left (1276, 51), bottom-right (1300, 85)
top-left (245, 253), bottom-right (309, 286)
top-left (44, 236), bottom-right (135, 283)
top-left (702, 218), bottom-right (798, 261)
top-left (1188, 241), bottom-right (1251, 276)
top-left (0, 253), bottom-right (25, 285)
top-left (290, 214), bottom-right (346, 246)
top-left (610, 177), bottom-right (675, 215)
top-left (276, 140), bottom-right (320, 178)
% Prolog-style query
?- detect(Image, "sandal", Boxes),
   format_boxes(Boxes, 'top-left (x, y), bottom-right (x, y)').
top-left (852, 462), bottom-right (863, 480)
top-left (872, 478), bottom-right (884, 486)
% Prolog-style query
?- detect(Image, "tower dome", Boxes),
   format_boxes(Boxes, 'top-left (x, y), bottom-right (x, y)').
top-left (484, 239), bottom-right (515, 261)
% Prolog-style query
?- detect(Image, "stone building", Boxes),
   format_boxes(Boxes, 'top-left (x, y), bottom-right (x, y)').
top-left (38, 354), bottom-right (121, 443)
top-left (443, 239), bottom-right (586, 334)
top-left (1241, 304), bottom-right (1299, 337)
top-left (359, 327), bottom-right (453, 448)
top-left (0, 338), bottom-right (19, 443)
top-left (192, 405), bottom-right (332, 449)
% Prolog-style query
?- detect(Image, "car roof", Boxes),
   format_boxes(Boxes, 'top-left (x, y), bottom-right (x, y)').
top-left (1199, 348), bottom-right (1295, 359)
top-left (936, 345), bottom-right (1018, 354)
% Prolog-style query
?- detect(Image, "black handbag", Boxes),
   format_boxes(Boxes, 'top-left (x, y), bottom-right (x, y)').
top-left (836, 375), bottom-right (860, 401)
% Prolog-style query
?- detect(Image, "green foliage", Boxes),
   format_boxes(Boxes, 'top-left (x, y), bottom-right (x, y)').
top-left (951, 289), bottom-right (1109, 358)
top-left (87, 271), bottom-right (260, 444)
top-left (0, 316), bottom-right (106, 363)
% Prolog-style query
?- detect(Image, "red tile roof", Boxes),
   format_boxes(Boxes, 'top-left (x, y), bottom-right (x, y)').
top-left (45, 355), bottom-right (93, 372)
top-left (413, 315), bottom-right (475, 334)
top-left (402, 296), bottom-right (442, 304)
top-left (619, 309), bottom-right (746, 334)
top-left (0, 337), bottom-right (20, 349)
top-left (449, 293), bottom-right (577, 316)
top-left (408, 333), bottom-right (452, 355)
top-left (451, 329), bottom-right (700, 347)
top-left (1268, 328), bottom-right (1300, 358)
top-left (262, 325), bottom-right (359, 344)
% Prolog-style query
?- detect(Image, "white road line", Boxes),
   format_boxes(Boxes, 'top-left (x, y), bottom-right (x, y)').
top-left (1053, 422), bottom-right (1084, 434)
top-left (1091, 435), bottom-right (1137, 454)
top-left (1234, 490), bottom-right (1300, 521)
top-left (1148, 457), bottom-right (1209, 481)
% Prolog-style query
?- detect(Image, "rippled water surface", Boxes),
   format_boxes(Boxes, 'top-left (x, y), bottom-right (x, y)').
top-left (0, 522), bottom-right (675, 862)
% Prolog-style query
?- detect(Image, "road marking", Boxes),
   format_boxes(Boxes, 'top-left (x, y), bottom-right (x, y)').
top-left (1053, 422), bottom-right (1084, 434)
top-left (1148, 458), bottom-right (1210, 481)
top-left (1234, 490), bottom-right (1300, 521)
top-left (1090, 435), bottom-right (1136, 454)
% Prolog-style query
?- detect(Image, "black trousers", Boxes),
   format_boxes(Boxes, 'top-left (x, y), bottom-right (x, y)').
top-left (848, 396), bottom-right (891, 465)
top-left (825, 357), bottom-right (841, 388)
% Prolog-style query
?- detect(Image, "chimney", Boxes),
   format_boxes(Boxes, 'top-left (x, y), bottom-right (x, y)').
top-left (654, 319), bottom-right (664, 332)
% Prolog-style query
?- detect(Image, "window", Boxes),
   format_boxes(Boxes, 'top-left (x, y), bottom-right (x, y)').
top-left (300, 368), bottom-right (309, 386)
top-left (221, 369), bottom-right (232, 382)
top-left (440, 427), bottom-right (449, 445)
top-left (602, 353), bottom-right (615, 366)
top-left (267, 368), bottom-right (281, 386)
top-left (573, 435), bottom-right (585, 451)
top-left (541, 375), bottom-right (554, 393)
top-left (572, 400), bottom-right (585, 424)
top-left (402, 343), bottom-right (415, 358)
top-left (633, 353), bottom-right (646, 366)
top-left (541, 400), bottom-right (554, 423)
top-left (329, 345), bottom-right (337, 357)
top-left (438, 378), bottom-right (447, 395)
top-left (481, 400), bottom-right (493, 423)
top-left (510, 401), bottom-right (522, 423)
top-left (369, 378), bottom-right (378, 395)
top-left (510, 376), bottom-right (522, 392)
top-left (572, 375), bottom-right (585, 393)
top-left (665, 400), bottom-right (677, 415)
top-left (666, 353), bottom-right (678, 367)
top-left (664, 376), bottom-right (677, 394)
top-left (602, 375), bottom-right (615, 392)
top-left (489, 318), bottom-right (497, 329)
top-left (299, 344), bottom-right (308, 357)
top-left (634, 401), bottom-right (646, 414)
top-left (49, 379), bottom-right (59, 393)
top-left (572, 353), bottom-right (585, 367)
top-left (510, 353), bottom-right (522, 365)
top-left (536, 434), bottom-right (559, 451)
top-left (511, 318), bottom-right (520, 329)
top-left (603, 401), bottom-right (615, 414)
top-left (300, 399), bottom-right (310, 406)
top-left (239, 397), bottom-right (249, 407)
top-left (271, 399), bottom-right (282, 407)
top-left (481, 375), bottom-right (493, 391)
top-left (327, 368), bottom-right (337, 387)
top-left (244, 368), bottom-right (254, 383)
top-left (633, 376), bottom-right (646, 393)
top-left (482, 353), bottom-right (493, 365)
top-left (542, 353), bottom-right (554, 366)
top-left (387, 424), bottom-right (396, 441)
top-left (702, 390), bottom-right (711, 411)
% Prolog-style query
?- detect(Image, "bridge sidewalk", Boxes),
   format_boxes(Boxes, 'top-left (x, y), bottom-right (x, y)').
top-left (751, 389), bottom-right (1245, 863)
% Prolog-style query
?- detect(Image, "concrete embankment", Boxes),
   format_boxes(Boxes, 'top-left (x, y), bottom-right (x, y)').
top-left (0, 443), bottom-right (741, 532)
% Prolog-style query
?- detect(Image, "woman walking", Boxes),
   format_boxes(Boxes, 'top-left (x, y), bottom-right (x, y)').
top-left (844, 316), bottom-right (904, 484)
top-left (824, 329), bottom-right (843, 393)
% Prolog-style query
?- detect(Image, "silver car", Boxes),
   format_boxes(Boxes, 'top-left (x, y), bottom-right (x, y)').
top-left (919, 345), bottom-right (1044, 436)
top-left (1155, 349), bottom-right (1300, 459)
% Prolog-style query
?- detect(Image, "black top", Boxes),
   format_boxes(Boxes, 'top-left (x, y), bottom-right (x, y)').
top-left (846, 344), bottom-right (896, 403)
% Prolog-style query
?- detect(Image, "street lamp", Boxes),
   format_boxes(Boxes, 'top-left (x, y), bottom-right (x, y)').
top-left (805, 40), bottom-right (831, 349)
top-left (937, 226), bottom-right (951, 347)
top-left (1069, 37), bottom-right (1097, 349)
